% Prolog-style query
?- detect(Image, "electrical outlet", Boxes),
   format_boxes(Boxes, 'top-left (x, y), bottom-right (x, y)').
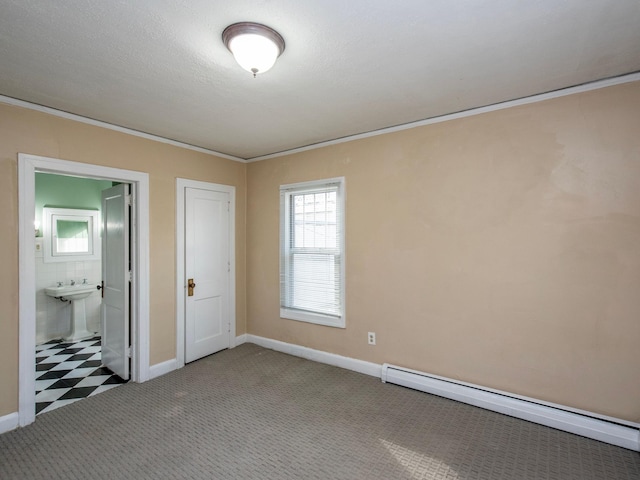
top-left (35, 238), bottom-right (43, 258)
top-left (367, 332), bottom-right (376, 345)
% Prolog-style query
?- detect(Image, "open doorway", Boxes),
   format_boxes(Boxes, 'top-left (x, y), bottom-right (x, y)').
top-left (18, 153), bottom-right (150, 427)
top-left (33, 176), bottom-right (130, 414)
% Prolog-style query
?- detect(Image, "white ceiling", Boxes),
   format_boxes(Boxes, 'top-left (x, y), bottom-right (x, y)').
top-left (1, 1), bottom-right (639, 160)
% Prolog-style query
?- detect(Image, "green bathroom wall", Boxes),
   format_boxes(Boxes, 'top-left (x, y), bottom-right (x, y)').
top-left (35, 173), bottom-right (113, 235)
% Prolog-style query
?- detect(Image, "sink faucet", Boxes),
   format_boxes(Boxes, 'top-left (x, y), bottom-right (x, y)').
top-left (70, 279), bottom-right (76, 286)
top-left (82, 278), bottom-right (88, 285)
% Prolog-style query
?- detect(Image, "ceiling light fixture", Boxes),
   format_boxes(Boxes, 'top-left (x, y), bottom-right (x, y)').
top-left (222, 22), bottom-right (285, 77)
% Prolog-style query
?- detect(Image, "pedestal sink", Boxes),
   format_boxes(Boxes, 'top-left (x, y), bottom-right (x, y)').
top-left (45, 283), bottom-right (99, 342)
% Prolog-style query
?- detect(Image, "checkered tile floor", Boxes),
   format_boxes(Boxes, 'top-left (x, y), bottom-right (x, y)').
top-left (35, 336), bottom-right (127, 415)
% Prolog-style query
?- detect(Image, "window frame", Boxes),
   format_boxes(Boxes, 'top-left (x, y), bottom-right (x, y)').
top-left (280, 177), bottom-right (346, 328)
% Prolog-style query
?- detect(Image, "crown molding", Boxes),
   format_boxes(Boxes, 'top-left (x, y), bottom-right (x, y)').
top-left (2, 71), bottom-right (638, 164)
top-left (247, 71), bottom-right (640, 162)
top-left (0, 95), bottom-right (246, 163)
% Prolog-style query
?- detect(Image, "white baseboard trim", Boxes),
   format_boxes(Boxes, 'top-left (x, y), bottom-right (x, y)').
top-left (245, 334), bottom-right (381, 378)
top-left (148, 358), bottom-right (178, 381)
top-left (381, 363), bottom-right (640, 452)
top-left (0, 412), bottom-right (19, 435)
top-left (241, 335), bottom-right (639, 451)
top-left (150, 335), bottom-right (247, 380)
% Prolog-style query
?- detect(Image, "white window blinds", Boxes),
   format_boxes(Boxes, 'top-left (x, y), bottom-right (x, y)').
top-left (280, 177), bottom-right (345, 328)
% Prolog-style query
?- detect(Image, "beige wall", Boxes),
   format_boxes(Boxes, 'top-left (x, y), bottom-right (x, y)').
top-left (2, 81), bottom-right (638, 424)
top-left (247, 81), bottom-right (640, 422)
top-left (0, 103), bottom-right (247, 417)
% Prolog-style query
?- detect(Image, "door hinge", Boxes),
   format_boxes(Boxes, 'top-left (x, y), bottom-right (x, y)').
top-left (126, 194), bottom-right (133, 206)
top-left (126, 346), bottom-right (132, 358)
top-left (227, 201), bottom-right (230, 212)
top-left (128, 270), bottom-right (132, 282)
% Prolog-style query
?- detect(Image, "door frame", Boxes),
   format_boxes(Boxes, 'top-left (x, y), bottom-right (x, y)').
top-left (18, 153), bottom-right (150, 427)
top-left (176, 178), bottom-right (236, 368)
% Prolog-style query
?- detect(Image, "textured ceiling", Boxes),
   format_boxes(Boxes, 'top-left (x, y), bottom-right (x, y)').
top-left (1, 1), bottom-right (639, 160)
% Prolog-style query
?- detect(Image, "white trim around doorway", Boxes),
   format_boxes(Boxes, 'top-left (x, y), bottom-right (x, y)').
top-left (175, 178), bottom-right (236, 369)
top-left (18, 153), bottom-right (150, 428)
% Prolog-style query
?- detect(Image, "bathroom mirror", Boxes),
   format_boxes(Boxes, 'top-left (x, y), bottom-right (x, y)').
top-left (42, 207), bottom-right (101, 262)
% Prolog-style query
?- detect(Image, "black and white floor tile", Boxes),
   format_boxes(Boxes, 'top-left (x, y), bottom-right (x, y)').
top-left (35, 336), bottom-right (127, 415)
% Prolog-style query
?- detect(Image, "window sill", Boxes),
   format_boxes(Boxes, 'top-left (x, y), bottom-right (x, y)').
top-left (280, 308), bottom-right (345, 329)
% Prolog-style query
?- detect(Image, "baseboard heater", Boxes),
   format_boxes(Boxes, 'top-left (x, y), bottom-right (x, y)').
top-left (381, 363), bottom-right (639, 451)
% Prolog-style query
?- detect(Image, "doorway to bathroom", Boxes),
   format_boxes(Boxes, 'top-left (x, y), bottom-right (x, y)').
top-left (18, 153), bottom-right (150, 428)
top-left (33, 176), bottom-right (130, 414)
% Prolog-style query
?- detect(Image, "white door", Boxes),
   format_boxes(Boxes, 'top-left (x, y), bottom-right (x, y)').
top-left (185, 187), bottom-right (230, 363)
top-left (101, 183), bottom-right (130, 380)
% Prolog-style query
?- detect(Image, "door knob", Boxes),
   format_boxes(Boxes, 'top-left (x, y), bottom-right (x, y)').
top-left (188, 278), bottom-right (196, 297)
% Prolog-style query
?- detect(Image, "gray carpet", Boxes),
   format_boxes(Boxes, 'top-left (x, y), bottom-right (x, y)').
top-left (1, 344), bottom-right (638, 479)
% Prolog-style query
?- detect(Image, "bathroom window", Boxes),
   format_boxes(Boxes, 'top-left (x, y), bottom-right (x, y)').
top-left (42, 207), bottom-right (101, 262)
top-left (280, 177), bottom-right (345, 328)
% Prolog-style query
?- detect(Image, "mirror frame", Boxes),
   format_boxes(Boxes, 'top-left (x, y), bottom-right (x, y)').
top-left (42, 207), bottom-right (101, 263)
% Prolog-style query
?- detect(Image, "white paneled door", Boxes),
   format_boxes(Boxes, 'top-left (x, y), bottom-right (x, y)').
top-left (184, 187), bottom-right (230, 363)
top-left (101, 183), bottom-right (130, 380)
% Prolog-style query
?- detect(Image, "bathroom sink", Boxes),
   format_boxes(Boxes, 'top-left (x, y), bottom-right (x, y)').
top-left (45, 283), bottom-right (99, 341)
top-left (45, 284), bottom-right (98, 301)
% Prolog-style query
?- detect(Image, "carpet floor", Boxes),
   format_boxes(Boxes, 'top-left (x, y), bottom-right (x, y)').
top-left (1, 343), bottom-right (638, 479)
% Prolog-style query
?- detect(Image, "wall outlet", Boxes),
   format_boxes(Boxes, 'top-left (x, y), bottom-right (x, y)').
top-left (367, 332), bottom-right (376, 345)
top-left (35, 238), bottom-right (43, 258)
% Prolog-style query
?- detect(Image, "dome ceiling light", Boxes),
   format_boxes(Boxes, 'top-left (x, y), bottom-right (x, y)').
top-left (222, 22), bottom-right (285, 77)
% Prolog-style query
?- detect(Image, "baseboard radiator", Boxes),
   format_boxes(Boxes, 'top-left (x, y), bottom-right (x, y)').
top-left (381, 363), bottom-right (640, 451)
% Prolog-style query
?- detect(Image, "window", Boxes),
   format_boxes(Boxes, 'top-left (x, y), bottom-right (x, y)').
top-left (280, 177), bottom-right (345, 328)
